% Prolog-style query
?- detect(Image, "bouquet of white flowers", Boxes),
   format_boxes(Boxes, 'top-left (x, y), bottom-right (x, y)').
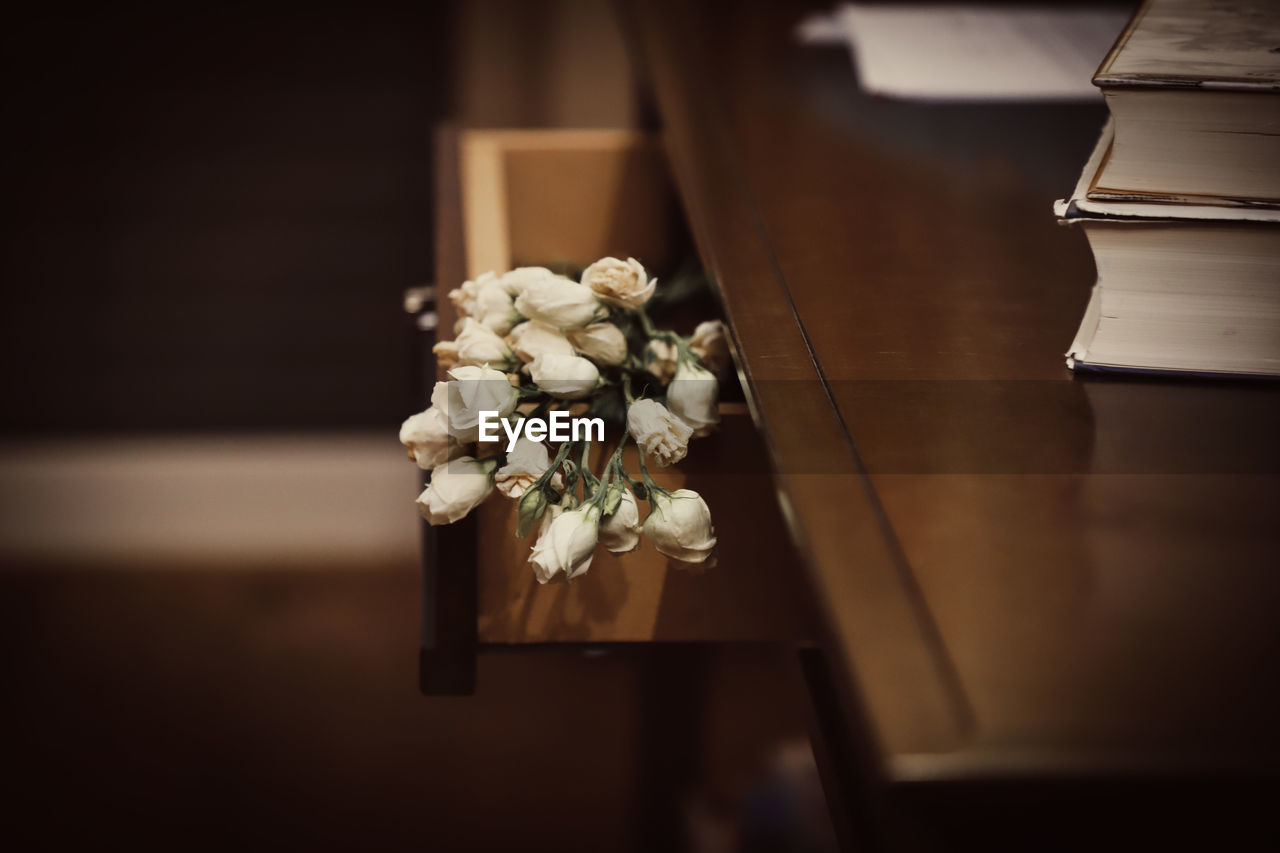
top-left (400, 258), bottom-right (733, 583)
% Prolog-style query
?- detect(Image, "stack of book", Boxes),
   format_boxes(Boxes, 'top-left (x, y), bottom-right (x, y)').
top-left (1055, 0), bottom-right (1280, 377)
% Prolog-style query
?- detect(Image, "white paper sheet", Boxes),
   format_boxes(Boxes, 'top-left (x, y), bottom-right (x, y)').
top-left (798, 4), bottom-right (1131, 102)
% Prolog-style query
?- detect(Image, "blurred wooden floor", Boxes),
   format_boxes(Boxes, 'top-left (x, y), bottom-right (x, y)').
top-left (0, 564), bottom-right (825, 851)
top-left (0, 566), bottom-right (621, 849)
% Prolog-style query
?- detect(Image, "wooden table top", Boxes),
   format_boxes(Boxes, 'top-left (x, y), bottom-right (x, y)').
top-left (629, 0), bottom-right (1280, 781)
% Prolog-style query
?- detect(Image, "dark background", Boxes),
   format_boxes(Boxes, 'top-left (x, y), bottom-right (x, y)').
top-left (0, 6), bottom-right (826, 851)
top-left (1, 0), bottom-right (447, 433)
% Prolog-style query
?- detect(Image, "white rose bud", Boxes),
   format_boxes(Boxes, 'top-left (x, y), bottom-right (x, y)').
top-left (432, 340), bottom-right (460, 372)
top-left (514, 277), bottom-right (604, 330)
top-left (666, 361), bottom-right (720, 438)
top-left (516, 484), bottom-right (548, 538)
top-left (567, 322), bottom-right (628, 366)
top-left (689, 320), bottom-right (732, 379)
top-left (580, 256), bottom-right (655, 309)
top-left (499, 266), bottom-right (559, 296)
top-left (529, 504), bottom-right (602, 584)
top-left (644, 488), bottom-right (717, 567)
top-left (416, 456), bottom-right (496, 525)
top-left (528, 353), bottom-right (600, 399)
top-left (646, 338), bottom-right (679, 385)
top-left (454, 317), bottom-right (515, 368)
top-left (495, 437), bottom-right (561, 499)
top-left (448, 271), bottom-right (496, 315)
top-left (399, 406), bottom-right (459, 470)
top-left (535, 499), bottom-right (565, 536)
top-left (519, 486), bottom-right (576, 540)
top-left (435, 365), bottom-right (519, 442)
top-left (507, 320), bottom-right (574, 363)
top-left (448, 270), bottom-right (491, 317)
top-left (598, 488), bottom-right (643, 554)
top-left (473, 284), bottom-right (521, 336)
top-left (626, 398), bottom-right (693, 467)
top-left (450, 272), bottom-right (521, 335)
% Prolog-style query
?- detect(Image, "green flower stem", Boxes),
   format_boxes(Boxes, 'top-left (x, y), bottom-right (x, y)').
top-left (635, 308), bottom-right (658, 340)
top-left (578, 441), bottom-right (600, 496)
top-left (635, 447), bottom-right (665, 500)
top-left (592, 457), bottom-right (616, 512)
top-left (637, 307), bottom-right (684, 349)
top-left (588, 433), bottom-right (634, 513)
top-left (609, 437), bottom-right (639, 505)
top-left (615, 399), bottom-right (649, 496)
top-left (607, 432), bottom-right (628, 470)
top-left (529, 439), bottom-right (573, 500)
top-left (560, 439), bottom-right (582, 497)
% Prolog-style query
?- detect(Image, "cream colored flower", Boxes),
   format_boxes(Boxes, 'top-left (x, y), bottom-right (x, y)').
top-left (399, 406), bottom-right (459, 470)
top-left (534, 498), bottom-right (568, 538)
top-left (626, 398), bottom-right (693, 467)
top-left (436, 365), bottom-right (519, 442)
top-left (499, 266), bottom-right (559, 296)
top-left (689, 319), bottom-right (732, 379)
top-left (507, 320), bottom-right (574, 363)
top-left (568, 322), bottom-right (628, 366)
top-left (454, 318), bottom-right (514, 368)
top-left (450, 272), bottom-right (520, 335)
top-left (529, 353), bottom-right (600, 399)
top-left (580, 256), bottom-right (655, 309)
top-left (495, 437), bottom-right (561, 499)
top-left (522, 490), bottom-right (579, 540)
top-left (643, 488), bottom-right (716, 566)
top-left (416, 456), bottom-right (495, 525)
top-left (432, 340), bottom-right (459, 372)
top-left (598, 488), bottom-right (643, 554)
top-left (514, 277), bottom-right (604, 330)
top-left (449, 271), bottom-right (495, 314)
top-left (666, 361), bottom-right (719, 438)
top-left (646, 338), bottom-right (679, 384)
top-left (529, 504), bottom-right (601, 583)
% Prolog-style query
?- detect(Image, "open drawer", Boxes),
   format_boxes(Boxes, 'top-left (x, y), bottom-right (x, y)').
top-left (421, 128), bottom-right (812, 691)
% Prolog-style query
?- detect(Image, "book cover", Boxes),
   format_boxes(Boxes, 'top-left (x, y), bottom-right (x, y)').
top-left (1095, 0), bottom-right (1280, 91)
top-left (1055, 121), bottom-right (1280, 224)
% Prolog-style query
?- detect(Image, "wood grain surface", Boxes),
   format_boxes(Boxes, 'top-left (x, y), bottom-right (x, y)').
top-left (628, 0), bottom-right (1280, 778)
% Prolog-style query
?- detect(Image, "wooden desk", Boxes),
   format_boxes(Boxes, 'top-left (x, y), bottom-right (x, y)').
top-left (627, 0), bottom-right (1280, 842)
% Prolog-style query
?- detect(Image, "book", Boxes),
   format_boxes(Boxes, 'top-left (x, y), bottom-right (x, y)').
top-left (1090, 0), bottom-right (1280, 206)
top-left (1057, 122), bottom-right (1280, 377)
